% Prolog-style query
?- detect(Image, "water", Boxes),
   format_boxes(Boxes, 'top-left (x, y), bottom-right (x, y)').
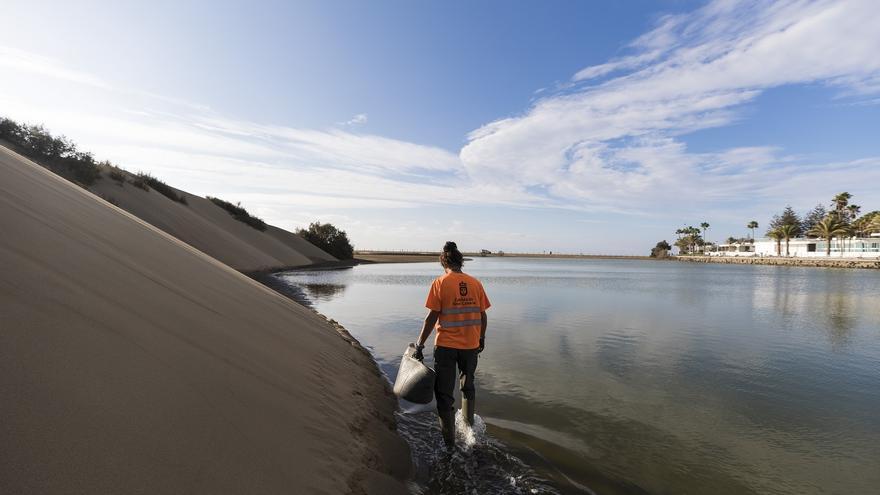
top-left (277, 258), bottom-right (880, 494)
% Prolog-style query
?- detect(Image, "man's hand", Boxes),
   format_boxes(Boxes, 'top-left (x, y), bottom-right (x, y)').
top-left (478, 338), bottom-right (485, 354)
top-left (413, 344), bottom-right (425, 361)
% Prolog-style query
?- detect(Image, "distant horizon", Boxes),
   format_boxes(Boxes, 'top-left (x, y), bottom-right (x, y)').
top-left (3, 0), bottom-right (880, 254)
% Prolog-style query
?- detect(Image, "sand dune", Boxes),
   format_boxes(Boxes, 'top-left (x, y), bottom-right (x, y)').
top-left (89, 170), bottom-right (335, 272)
top-left (0, 146), bottom-right (410, 494)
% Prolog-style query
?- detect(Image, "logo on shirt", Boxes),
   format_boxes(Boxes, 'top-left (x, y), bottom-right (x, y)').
top-left (459, 282), bottom-right (468, 296)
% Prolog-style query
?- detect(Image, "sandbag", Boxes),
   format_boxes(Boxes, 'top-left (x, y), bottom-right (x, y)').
top-left (393, 343), bottom-right (436, 404)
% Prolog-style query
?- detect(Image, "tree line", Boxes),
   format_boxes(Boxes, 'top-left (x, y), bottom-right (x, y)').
top-left (761, 193), bottom-right (879, 256)
top-left (652, 192), bottom-right (880, 257)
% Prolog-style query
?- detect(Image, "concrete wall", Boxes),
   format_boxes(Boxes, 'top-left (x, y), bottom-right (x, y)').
top-left (677, 256), bottom-right (880, 269)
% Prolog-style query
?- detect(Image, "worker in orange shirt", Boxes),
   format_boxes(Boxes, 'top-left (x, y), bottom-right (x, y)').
top-left (413, 241), bottom-right (491, 448)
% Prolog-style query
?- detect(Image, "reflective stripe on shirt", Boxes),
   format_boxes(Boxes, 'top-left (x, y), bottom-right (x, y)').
top-left (439, 319), bottom-right (482, 328)
top-left (441, 306), bottom-right (481, 315)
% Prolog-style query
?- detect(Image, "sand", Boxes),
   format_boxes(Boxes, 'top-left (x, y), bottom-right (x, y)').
top-left (90, 172), bottom-right (336, 272)
top-left (0, 146), bottom-right (411, 494)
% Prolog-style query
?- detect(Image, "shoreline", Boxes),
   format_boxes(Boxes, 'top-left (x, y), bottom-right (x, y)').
top-left (249, 270), bottom-right (416, 490)
top-left (675, 255), bottom-right (880, 269)
top-left (355, 251), bottom-right (653, 263)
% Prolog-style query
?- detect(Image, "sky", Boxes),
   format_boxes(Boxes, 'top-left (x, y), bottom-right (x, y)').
top-left (2, 0), bottom-right (880, 254)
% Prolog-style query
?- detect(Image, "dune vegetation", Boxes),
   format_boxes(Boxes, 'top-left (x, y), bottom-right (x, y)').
top-left (206, 196), bottom-right (268, 231)
top-left (0, 117), bottom-right (102, 186)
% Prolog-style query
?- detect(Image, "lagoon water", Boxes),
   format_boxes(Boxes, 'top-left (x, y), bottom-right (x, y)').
top-left (278, 258), bottom-right (880, 494)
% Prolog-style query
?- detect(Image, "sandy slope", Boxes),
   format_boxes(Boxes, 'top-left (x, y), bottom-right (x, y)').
top-left (89, 171), bottom-right (336, 271)
top-left (0, 147), bottom-right (410, 494)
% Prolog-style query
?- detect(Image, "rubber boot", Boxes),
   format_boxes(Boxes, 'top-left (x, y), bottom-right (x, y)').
top-left (462, 397), bottom-right (475, 427)
top-left (438, 410), bottom-right (455, 448)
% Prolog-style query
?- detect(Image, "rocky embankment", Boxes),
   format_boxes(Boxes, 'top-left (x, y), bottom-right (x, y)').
top-left (676, 256), bottom-right (880, 269)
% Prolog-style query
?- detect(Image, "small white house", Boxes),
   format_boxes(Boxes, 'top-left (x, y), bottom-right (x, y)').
top-left (706, 242), bottom-right (756, 256)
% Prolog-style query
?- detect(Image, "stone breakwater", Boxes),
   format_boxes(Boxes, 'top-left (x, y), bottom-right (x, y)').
top-left (676, 256), bottom-right (880, 269)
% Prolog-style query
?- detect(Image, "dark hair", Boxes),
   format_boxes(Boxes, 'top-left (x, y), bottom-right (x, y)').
top-left (440, 241), bottom-right (464, 270)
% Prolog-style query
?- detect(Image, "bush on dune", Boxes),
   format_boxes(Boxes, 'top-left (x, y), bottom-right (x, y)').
top-left (104, 163), bottom-right (127, 185)
top-left (134, 172), bottom-right (188, 204)
top-left (0, 117), bottom-right (101, 186)
top-left (129, 173), bottom-right (150, 191)
top-left (1, 117), bottom-right (188, 205)
top-left (207, 196), bottom-right (267, 231)
top-left (296, 222), bottom-right (354, 259)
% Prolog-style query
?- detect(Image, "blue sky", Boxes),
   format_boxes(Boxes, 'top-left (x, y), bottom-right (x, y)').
top-left (2, 0), bottom-right (879, 254)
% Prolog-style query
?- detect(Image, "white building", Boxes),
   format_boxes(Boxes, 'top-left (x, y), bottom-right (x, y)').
top-left (705, 242), bottom-right (755, 256)
top-left (710, 234), bottom-right (880, 258)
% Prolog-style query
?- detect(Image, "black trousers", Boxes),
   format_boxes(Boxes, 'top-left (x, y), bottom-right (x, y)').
top-left (433, 346), bottom-right (479, 413)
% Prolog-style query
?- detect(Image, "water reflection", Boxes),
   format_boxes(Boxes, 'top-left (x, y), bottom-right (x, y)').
top-left (750, 266), bottom-right (867, 349)
top-left (824, 292), bottom-right (857, 349)
top-left (278, 259), bottom-right (880, 495)
top-left (302, 283), bottom-right (347, 301)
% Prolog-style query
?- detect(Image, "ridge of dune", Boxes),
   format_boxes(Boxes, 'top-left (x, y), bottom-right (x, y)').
top-left (86, 167), bottom-right (335, 272)
top-left (0, 146), bottom-right (411, 494)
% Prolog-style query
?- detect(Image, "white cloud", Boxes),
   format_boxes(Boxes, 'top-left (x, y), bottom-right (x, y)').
top-left (572, 50), bottom-right (663, 82)
top-left (339, 113), bottom-right (368, 126)
top-left (461, 0), bottom-right (880, 215)
top-left (0, 46), bottom-right (112, 89)
top-left (0, 56), bottom-right (552, 216)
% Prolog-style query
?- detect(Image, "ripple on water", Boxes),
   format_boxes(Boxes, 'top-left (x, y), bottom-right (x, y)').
top-left (397, 410), bottom-right (561, 495)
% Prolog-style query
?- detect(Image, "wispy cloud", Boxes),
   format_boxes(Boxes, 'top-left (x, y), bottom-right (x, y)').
top-left (0, 48), bottom-right (552, 220)
top-left (461, 0), bottom-right (880, 214)
top-left (0, 46), bottom-right (112, 89)
top-left (339, 113), bottom-right (368, 126)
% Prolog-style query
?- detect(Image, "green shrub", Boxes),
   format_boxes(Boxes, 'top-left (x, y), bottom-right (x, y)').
top-left (130, 173), bottom-right (150, 191)
top-left (207, 196), bottom-right (267, 231)
top-left (0, 117), bottom-right (100, 186)
top-left (296, 222), bottom-right (354, 259)
top-left (106, 165), bottom-right (127, 185)
top-left (134, 172), bottom-right (187, 204)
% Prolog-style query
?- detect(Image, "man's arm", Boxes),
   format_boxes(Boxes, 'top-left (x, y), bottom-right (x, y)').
top-left (414, 310), bottom-right (440, 359)
top-left (479, 311), bottom-right (487, 352)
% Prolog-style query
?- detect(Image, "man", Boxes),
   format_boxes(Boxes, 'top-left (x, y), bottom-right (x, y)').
top-left (413, 241), bottom-right (490, 448)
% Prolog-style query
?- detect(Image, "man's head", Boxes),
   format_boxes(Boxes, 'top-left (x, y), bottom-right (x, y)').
top-left (440, 241), bottom-right (464, 271)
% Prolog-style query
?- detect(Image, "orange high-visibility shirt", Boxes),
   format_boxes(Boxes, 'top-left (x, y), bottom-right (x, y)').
top-left (425, 271), bottom-right (491, 349)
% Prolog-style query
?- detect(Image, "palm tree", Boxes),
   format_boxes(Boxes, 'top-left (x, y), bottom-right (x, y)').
top-left (808, 217), bottom-right (851, 256)
top-left (845, 204), bottom-right (861, 225)
top-left (747, 221), bottom-right (759, 239)
top-left (852, 212), bottom-right (879, 238)
top-left (767, 228), bottom-right (782, 256)
top-left (700, 222), bottom-right (710, 251)
top-left (833, 192), bottom-right (852, 212)
top-left (778, 224), bottom-right (799, 257)
top-left (685, 226), bottom-right (701, 253)
top-left (868, 215), bottom-right (880, 235)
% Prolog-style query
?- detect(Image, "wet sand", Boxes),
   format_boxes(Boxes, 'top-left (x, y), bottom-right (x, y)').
top-left (356, 253), bottom-right (439, 263)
